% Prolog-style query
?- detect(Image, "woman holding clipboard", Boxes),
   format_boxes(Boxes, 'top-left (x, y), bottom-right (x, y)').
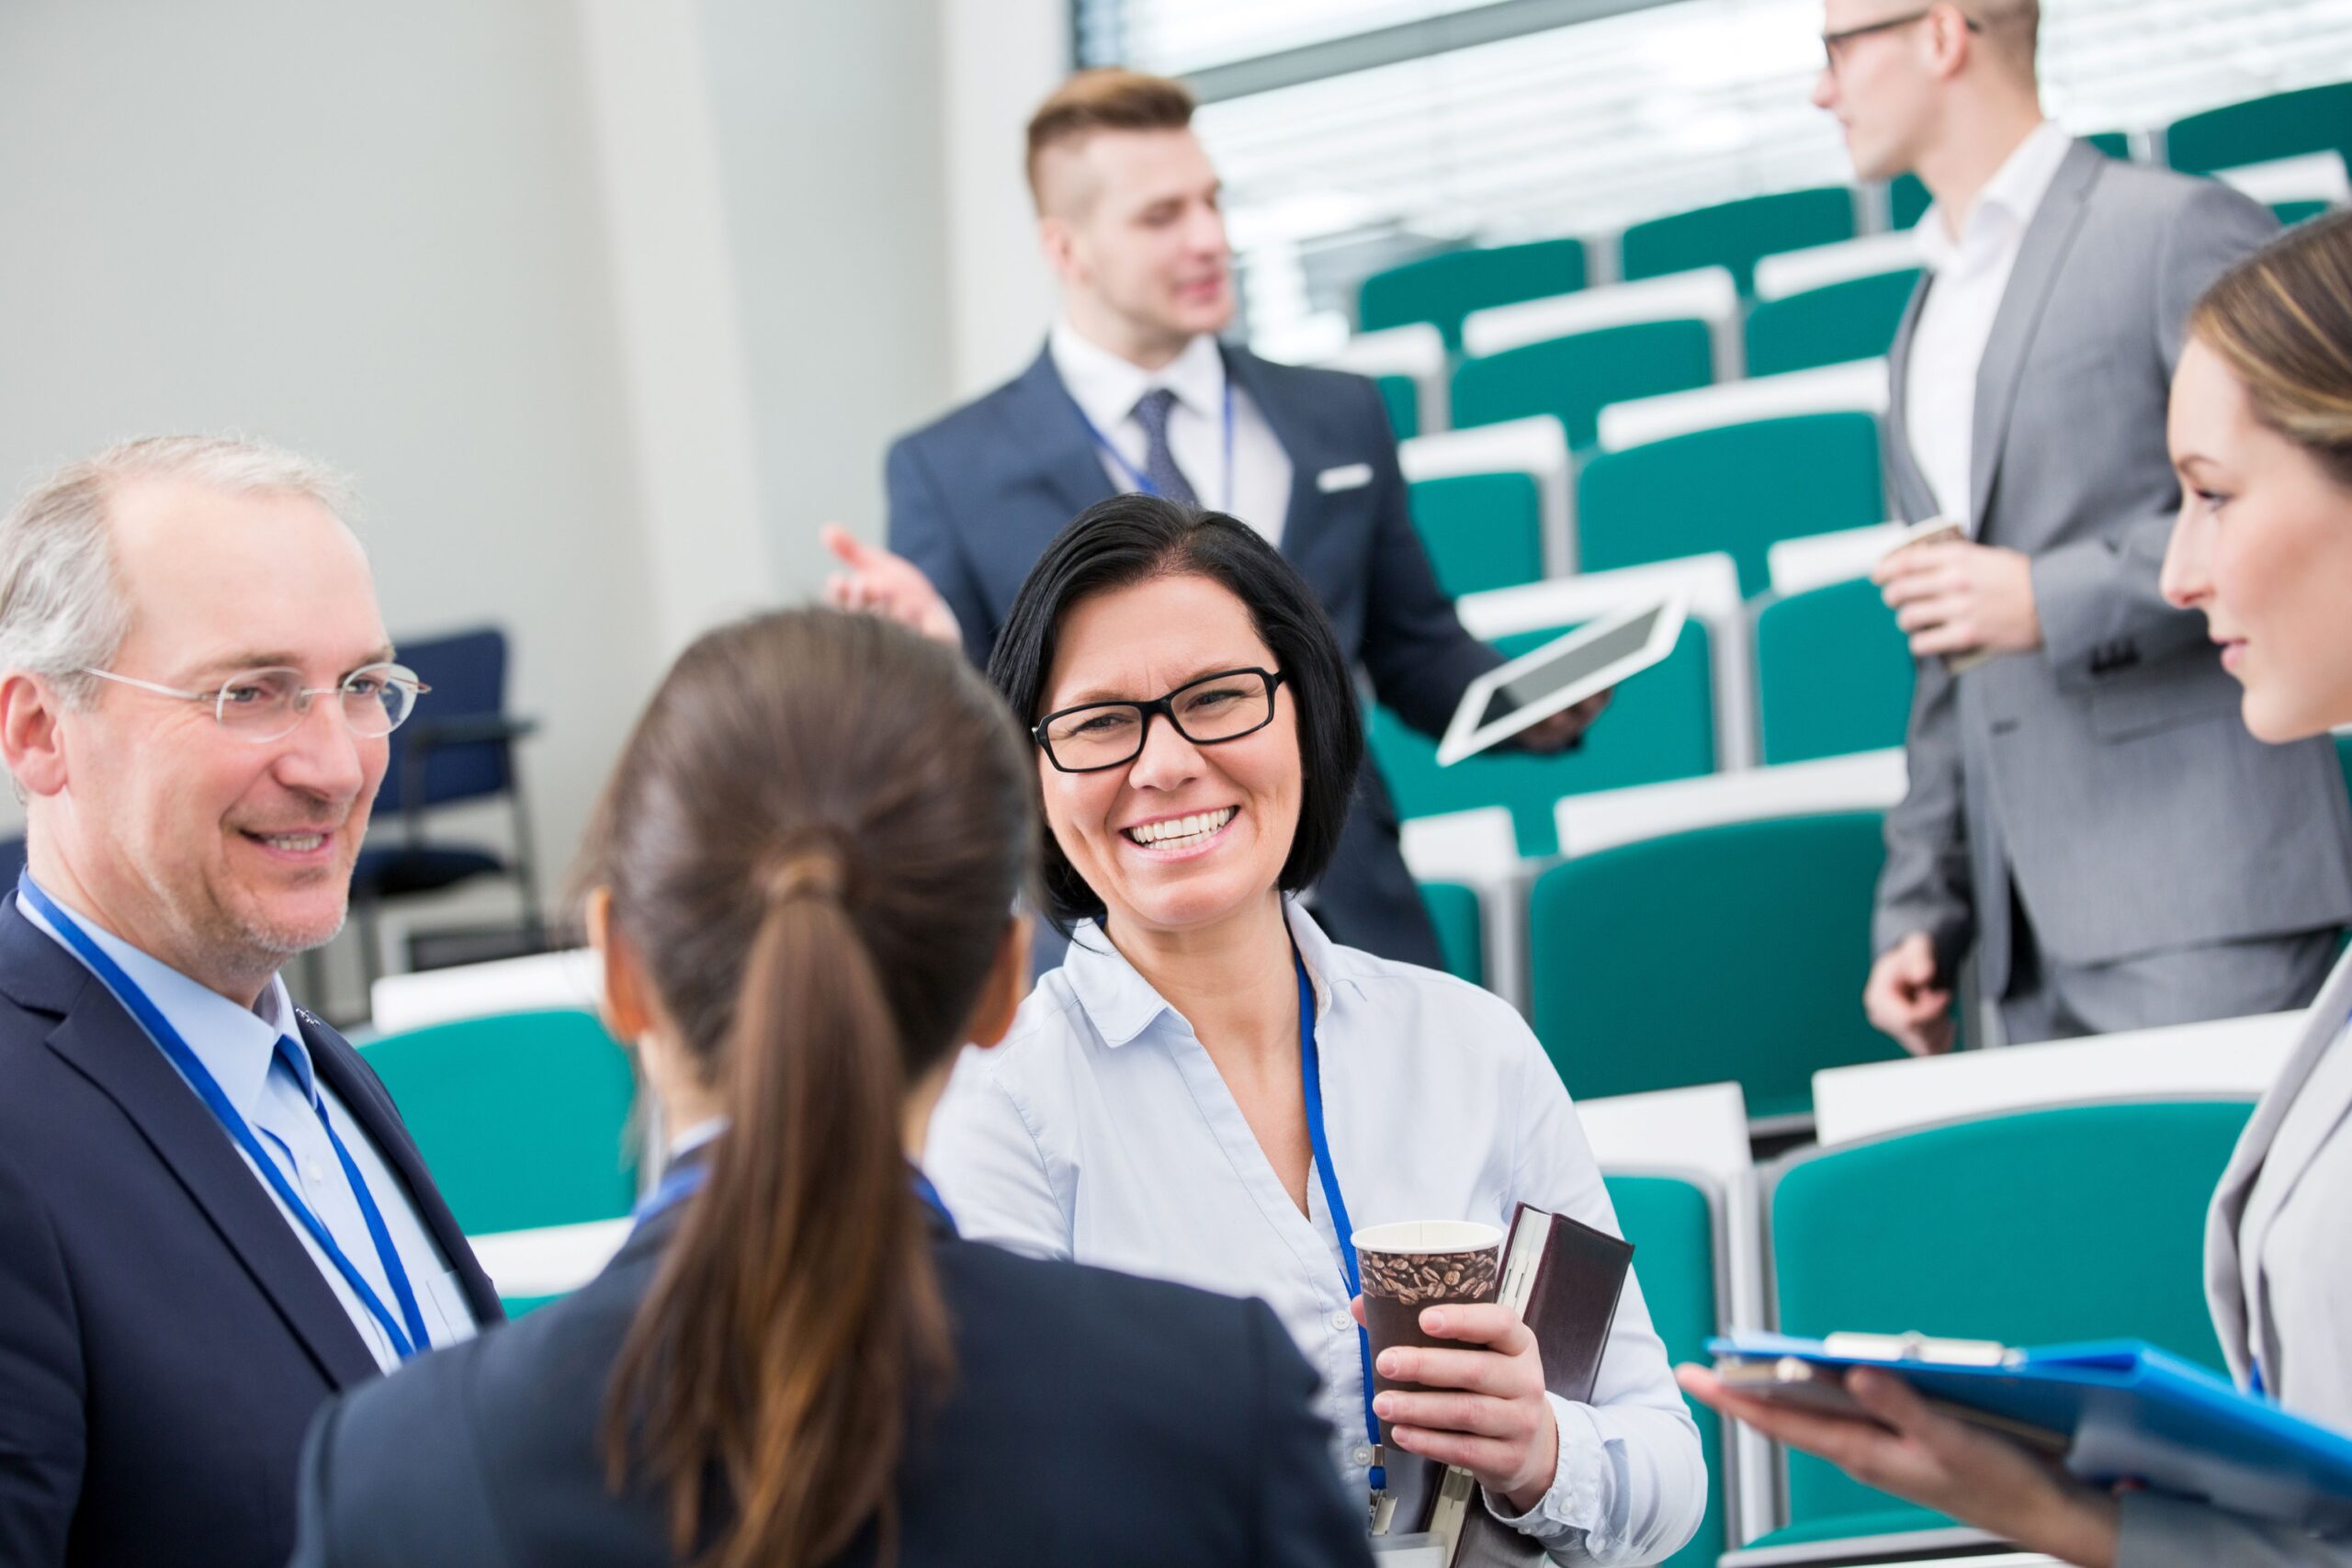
top-left (1683, 212), bottom-right (2352, 1564)
top-left (922, 494), bottom-right (1706, 1563)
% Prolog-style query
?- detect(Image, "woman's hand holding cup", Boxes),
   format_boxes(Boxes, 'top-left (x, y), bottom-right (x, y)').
top-left (1351, 1219), bottom-right (1559, 1515)
top-left (1354, 1296), bottom-right (1559, 1514)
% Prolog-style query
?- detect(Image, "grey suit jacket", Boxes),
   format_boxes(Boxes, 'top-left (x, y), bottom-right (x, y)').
top-left (1874, 141), bottom-right (2352, 997)
top-left (2113, 947), bottom-right (2352, 1565)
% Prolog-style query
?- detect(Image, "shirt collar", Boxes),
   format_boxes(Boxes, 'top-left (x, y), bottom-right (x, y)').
top-left (1916, 119), bottom-right (2073, 276)
top-left (19, 875), bottom-right (309, 1119)
top-left (1058, 896), bottom-right (1351, 1050)
top-left (1048, 318), bottom-right (1227, 435)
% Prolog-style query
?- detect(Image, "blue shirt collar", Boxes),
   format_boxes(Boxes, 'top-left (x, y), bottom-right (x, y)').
top-left (1058, 895), bottom-right (1350, 1049)
top-left (17, 875), bottom-right (311, 1118)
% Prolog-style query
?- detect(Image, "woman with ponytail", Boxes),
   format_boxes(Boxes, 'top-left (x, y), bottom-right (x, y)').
top-left (288, 609), bottom-right (1372, 1567)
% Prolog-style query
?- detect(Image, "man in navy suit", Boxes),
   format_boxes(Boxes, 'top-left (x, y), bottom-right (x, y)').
top-left (0, 436), bottom-right (501, 1568)
top-left (827, 69), bottom-right (1603, 970)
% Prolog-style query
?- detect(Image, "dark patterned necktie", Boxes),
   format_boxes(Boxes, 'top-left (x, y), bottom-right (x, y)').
top-left (1131, 387), bottom-right (1198, 506)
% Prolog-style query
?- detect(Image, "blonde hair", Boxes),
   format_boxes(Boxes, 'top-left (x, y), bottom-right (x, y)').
top-left (1023, 68), bottom-right (1195, 215)
top-left (2190, 210), bottom-right (2352, 491)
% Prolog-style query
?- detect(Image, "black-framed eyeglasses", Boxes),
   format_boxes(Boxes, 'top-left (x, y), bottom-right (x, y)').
top-left (1820, 6), bottom-right (1979, 70)
top-left (1032, 667), bottom-right (1285, 773)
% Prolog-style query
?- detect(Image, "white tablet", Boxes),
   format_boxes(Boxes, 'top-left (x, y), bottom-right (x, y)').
top-left (1434, 592), bottom-right (1687, 767)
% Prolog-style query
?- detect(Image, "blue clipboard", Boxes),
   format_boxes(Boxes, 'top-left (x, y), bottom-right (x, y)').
top-left (1710, 1331), bottom-right (2352, 1531)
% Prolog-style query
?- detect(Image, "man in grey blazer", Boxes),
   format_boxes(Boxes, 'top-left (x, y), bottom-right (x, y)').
top-left (1815, 0), bottom-right (2352, 1048)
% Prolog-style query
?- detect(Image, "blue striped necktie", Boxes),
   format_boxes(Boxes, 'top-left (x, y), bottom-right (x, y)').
top-left (1131, 387), bottom-right (1198, 506)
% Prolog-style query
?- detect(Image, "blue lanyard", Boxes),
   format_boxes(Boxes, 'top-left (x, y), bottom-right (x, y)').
top-left (19, 875), bottom-right (431, 1361)
top-left (1073, 378), bottom-right (1238, 513)
top-left (1296, 950), bottom-right (1386, 1495)
top-left (632, 1151), bottom-right (959, 1237)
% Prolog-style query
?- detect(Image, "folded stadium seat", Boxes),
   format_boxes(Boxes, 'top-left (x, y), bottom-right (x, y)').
top-left (2336, 730), bottom-right (2352, 806)
top-left (1888, 130), bottom-right (2131, 228)
top-left (1527, 811), bottom-right (1901, 1121)
top-left (1367, 618), bottom-right (1717, 859)
top-left (2165, 81), bottom-right (2352, 175)
top-left (2277, 198), bottom-right (2335, 226)
top-left (1577, 412), bottom-right (1886, 597)
top-left (1398, 418), bottom-right (1575, 576)
top-left (1357, 237), bottom-right (1590, 354)
top-left (1408, 472), bottom-right (1546, 596)
top-left (360, 1007), bottom-right (638, 1244)
top-left (1743, 268), bottom-right (1923, 377)
top-left (1376, 373), bottom-right (1420, 439)
top-left (1758, 1100), bottom-right (2252, 1551)
top-left (1602, 1173), bottom-right (1729, 1568)
top-left (1451, 319), bottom-right (1715, 451)
top-left (1755, 577), bottom-right (1916, 764)
top-left (1314, 322), bottom-right (1452, 436)
top-left (1416, 880), bottom-right (1486, 986)
top-left (1619, 188), bottom-right (1856, 295)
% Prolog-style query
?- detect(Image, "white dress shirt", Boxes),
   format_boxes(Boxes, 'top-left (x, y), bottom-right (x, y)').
top-left (1905, 119), bottom-right (2075, 525)
top-left (22, 882), bottom-right (478, 1371)
top-left (1049, 319), bottom-right (1295, 545)
top-left (924, 900), bottom-right (1705, 1566)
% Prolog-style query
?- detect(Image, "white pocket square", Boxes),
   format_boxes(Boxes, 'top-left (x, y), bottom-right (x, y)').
top-left (1317, 462), bottom-right (1374, 493)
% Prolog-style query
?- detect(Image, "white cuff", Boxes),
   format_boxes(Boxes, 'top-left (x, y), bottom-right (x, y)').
top-left (1480, 1395), bottom-right (1626, 1561)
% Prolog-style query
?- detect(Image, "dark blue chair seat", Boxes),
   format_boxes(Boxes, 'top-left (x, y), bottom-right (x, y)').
top-left (349, 844), bottom-right (507, 900)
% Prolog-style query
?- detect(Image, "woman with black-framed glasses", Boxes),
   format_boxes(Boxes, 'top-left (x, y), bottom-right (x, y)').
top-left (924, 493), bottom-right (1706, 1563)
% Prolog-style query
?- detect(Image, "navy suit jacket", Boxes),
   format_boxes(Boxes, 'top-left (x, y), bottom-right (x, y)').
top-left (289, 1202), bottom-right (1374, 1568)
top-left (0, 894), bottom-right (502, 1568)
top-left (887, 343), bottom-right (1501, 969)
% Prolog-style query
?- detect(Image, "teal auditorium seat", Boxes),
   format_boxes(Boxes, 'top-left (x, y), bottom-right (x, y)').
top-left (1744, 268), bottom-right (1923, 377)
top-left (1451, 319), bottom-right (1715, 451)
top-left (1368, 622), bottom-right (1716, 857)
top-left (2336, 729), bottom-right (2352, 806)
top-left (1417, 881), bottom-right (1486, 985)
top-left (1576, 412), bottom-right (1887, 598)
top-left (1358, 238), bottom-right (1590, 353)
top-left (1408, 473), bottom-right (1546, 596)
top-left (1621, 187), bottom-right (1856, 295)
top-left (361, 1008), bottom-right (638, 1239)
top-left (1603, 1174), bottom-right (1726, 1568)
top-left (2275, 198), bottom-right (2335, 228)
top-left (1892, 130), bottom-right (2130, 228)
top-left (1756, 578), bottom-right (1916, 763)
top-left (1376, 374), bottom-right (1420, 439)
top-left (1764, 1100), bottom-right (2251, 1542)
top-left (1527, 811), bottom-right (1900, 1118)
top-left (2165, 83), bottom-right (2352, 175)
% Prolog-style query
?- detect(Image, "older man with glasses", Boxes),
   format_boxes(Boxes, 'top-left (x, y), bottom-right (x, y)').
top-left (0, 436), bottom-right (500, 1568)
top-left (1806, 1), bottom-right (2352, 1052)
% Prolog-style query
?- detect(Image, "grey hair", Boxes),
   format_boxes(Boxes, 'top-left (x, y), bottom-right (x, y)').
top-left (0, 435), bottom-right (363, 708)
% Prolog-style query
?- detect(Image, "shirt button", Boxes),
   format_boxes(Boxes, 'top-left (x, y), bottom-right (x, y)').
top-left (1329, 1308), bottom-right (1353, 1333)
top-left (305, 1159), bottom-right (325, 1185)
top-left (1351, 1443), bottom-right (1375, 1468)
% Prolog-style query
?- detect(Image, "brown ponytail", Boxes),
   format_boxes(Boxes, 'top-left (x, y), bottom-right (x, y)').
top-left (582, 611), bottom-right (1036, 1566)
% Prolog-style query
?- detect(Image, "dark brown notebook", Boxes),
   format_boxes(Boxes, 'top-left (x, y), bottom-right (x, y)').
top-left (1374, 1202), bottom-right (1634, 1567)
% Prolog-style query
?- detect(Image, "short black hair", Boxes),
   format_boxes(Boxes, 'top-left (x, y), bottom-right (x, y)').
top-left (987, 493), bottom-right (1363, 934)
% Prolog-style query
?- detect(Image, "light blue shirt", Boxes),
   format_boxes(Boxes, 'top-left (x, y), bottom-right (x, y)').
top-left (924, 900), bottom-right (1704, 1566)
top-left (22, 880), bottom-right (478, 1371)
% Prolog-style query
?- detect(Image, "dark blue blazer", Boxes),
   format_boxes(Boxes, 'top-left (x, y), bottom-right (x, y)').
top-left (888, 343), bottom-right (1502, 969)
top-left (289, 1204), bottom-right (1376, 1568)
top-left (0, 894), bottom-right (502, 1568)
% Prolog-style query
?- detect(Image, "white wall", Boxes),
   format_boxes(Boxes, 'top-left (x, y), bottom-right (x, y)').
top-left (0, 1), bottom-right (662, 899)
top-left (0, 0), bottom-right (1074, 1004)
top-left (695, 0), bottom-right (958, 587)
top-left (941, 0), bottom-right (1069, 401)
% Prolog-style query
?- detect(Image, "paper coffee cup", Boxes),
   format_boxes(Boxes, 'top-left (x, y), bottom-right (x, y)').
top-left (1352, 1220), bottom-right (1505, 1431)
